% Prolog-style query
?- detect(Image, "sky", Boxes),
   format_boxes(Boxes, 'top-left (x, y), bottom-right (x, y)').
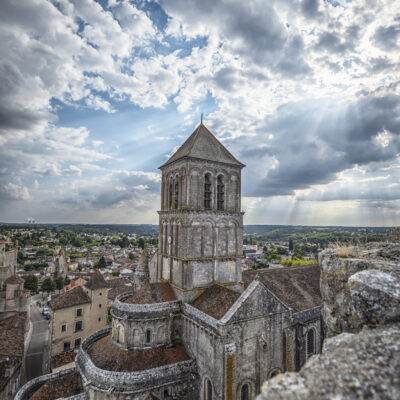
top-left (0, 0), bottom-right (399, 226)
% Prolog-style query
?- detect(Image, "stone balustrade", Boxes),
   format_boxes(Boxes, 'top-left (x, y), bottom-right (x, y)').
top-left (111, 291), bottom-right (181, 319)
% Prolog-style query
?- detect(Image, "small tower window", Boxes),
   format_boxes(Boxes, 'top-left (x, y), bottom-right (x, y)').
top-left (204, 378), bottom-right (213, 400)
top-left (174, 181), bottom-right (179, 208)
top-left (204, 174), bottom-right (211, 210)
top-left (146, 329), bottom-right (151, 344)
top-left (241, 384), bottom-right (249, 400)
top-left (169, 182), bottom-right (173, 209)
top-left (307, 328), bottom-right (315, 357)
top-left (217, 175), bottom-right (224, 210)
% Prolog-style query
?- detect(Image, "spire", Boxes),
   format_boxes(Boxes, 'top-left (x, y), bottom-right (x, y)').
top-left (159, 123), bottom-right (245, 169)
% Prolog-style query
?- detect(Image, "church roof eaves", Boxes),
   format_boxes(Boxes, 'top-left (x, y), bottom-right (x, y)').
top-left (159, 123), bottom-right (245, 169)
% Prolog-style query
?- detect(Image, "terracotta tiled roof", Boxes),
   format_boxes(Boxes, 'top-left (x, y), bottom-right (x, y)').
top-left (29, 371), bottom-right (83, 400)
top-left (50, 286), bottom-right (90, 311)
top-left (4, 274), bottom-right (24, 285)
top-left (106, 277), bottom-right (131, 289)
top-left (51, 350), bottom-right (76, 370)
top-left (107, 284), bottom-right (133, 301)
top-left (88, 335), bottom-right (189, 372)
top-left (191, 285), bottom-right (241, 319)
top-left (124, 282), bottom-right (176, 304)
top-left (85, 270), bottom-right (108, 290)
top-left (65, 278), bottom-right (87, 292)
top-left (243, 264), bottom-right (322, 312)
top-left (0, 312), bottom-right (26, 357)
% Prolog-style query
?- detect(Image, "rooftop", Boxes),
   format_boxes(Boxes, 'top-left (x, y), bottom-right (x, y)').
top-left (85, 270), bottom-right (108, 290)
top-left (159, 123), bottom-right (245, 168)
top-left (51, 350), bottom-right (76, 370)
top-left (88, 335), bottom-right (189, 372)
top-left (124, 282), bottom-right (176, 304)
top-left (191, 284), bottom-right (241, 319)
top-left (243, 264), bottom-right (322, 312)
top-left (29, 371), bottom-right (83, 400)
top-left (4, 274), bottom-right (24, 285)
top-left (50, 286), bottom-right (91, 311)
top-left (0, 312), bottom-right (26, 357)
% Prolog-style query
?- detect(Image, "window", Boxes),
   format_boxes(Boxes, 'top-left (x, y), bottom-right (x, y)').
top-left (99, 303), bottom-right (102, 308)
top-left (76, 308), bottom-right (82, 317)
top-left (204, 378), bottom-right (212, 400)
top-left (241, 384), bottom-right (249, 400)
top-left (63, 341), bottom-right (71, 352)
top-left (98, 317), bottom-right (101, 322)
top-left (204, 174), bottom-right (211, 210)
top-left (307, 328), bottom-right (315, 357)
top-left (169, 182), bottom-right (173, 209)
top-left (75, 321), bottom-right (83, 332)
top-left (217, 175), bottom-right (224, 210)
top-left (174, 181), bottom-right (179, 208)
top-left (61, 324), bottom-right (67, 333)
top-left (74, 338), bottom-right (81, 348)
top-left (146, 329), bottom-right (151, 343)
top-left (99, 292), bottom-right (102, 296)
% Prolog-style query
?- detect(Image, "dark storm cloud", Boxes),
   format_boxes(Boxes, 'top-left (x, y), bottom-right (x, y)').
top-left (373, 23), bottom-right (400, 51)
top-left (234, 94), bottom-right (400, 198)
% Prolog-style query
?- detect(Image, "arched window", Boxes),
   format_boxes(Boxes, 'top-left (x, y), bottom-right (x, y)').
top-left (146, 329), bottom-right (151, 344)
top-left (204, 174), bottom-right (211, 210)
top-left (174, 180), bottom-right (179, 209)
top-left (241, 384), bottom-right (249, 400)
top-left (204, 378), bottom-right (212, 400)
top-left (169, 182), bottom-right (173, 209)
top-left (217, 175), bottom-right (224, 210)
top-left (307, 328), bottom-right (315, 357)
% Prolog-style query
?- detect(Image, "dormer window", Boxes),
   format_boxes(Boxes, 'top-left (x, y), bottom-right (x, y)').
top-left (217, 175), bottom-right (224, 210)
top-left (204, 174), bottom-right (211, 210)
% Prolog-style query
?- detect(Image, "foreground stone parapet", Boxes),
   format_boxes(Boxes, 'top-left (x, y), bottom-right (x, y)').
top-left (257, 323), bottom-right (400, 400)
top-left (319, 242), bottom-right (400, 336)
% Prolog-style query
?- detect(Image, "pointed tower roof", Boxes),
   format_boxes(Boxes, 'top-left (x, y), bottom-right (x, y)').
top-left (159, 123), bottom-right (245, 169)
top-left (135, 247), bottom-right (150, 283)
top-left (85, 270), bottom-right (107, 290)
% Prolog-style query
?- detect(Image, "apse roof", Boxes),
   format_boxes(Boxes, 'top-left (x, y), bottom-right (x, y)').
top-left (159, 123), bottom-right (245, 168)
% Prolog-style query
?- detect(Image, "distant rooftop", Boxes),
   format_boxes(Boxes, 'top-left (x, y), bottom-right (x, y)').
top-left (88, 335), bottom-right (189, 372)
top-left (243, 264), bottom-right (321, 312)
top-left (191, 284), bottom-right (241, 319)
top-left (124, 282), bottom-right (176, 304)
top-left (51, 350), bottom-right (76, 370)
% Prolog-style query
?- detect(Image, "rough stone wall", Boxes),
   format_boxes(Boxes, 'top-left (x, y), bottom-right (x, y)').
top-left (257, 241), bottom-right (400, 400)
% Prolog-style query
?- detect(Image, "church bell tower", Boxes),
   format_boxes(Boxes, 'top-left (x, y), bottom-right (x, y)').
top-left (156, 123), bottom-right (245, 302)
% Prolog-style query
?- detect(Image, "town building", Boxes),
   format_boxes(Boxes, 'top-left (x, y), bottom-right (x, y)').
top-left (17, 124), bottom-right (323, 400)
top-left (49, 271), bottom-right (108, 358)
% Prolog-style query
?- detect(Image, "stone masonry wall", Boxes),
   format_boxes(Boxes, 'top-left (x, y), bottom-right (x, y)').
top-left (257, 241), bottom-right (400, 400)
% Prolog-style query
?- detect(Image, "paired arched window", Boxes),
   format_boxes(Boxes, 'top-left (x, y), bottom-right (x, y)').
top-left (241, 384), bottom-right (249, 400)
top-left (146, 329), bottom-right (151, 344)
top-left (307, 328), bottom-right (315, 357)
top-left (204, 174), bottom-right (212, 210)
top-left (217, 175), bottom-right (224, 210)
top-left (204, 378), bottom-right (213, 400)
